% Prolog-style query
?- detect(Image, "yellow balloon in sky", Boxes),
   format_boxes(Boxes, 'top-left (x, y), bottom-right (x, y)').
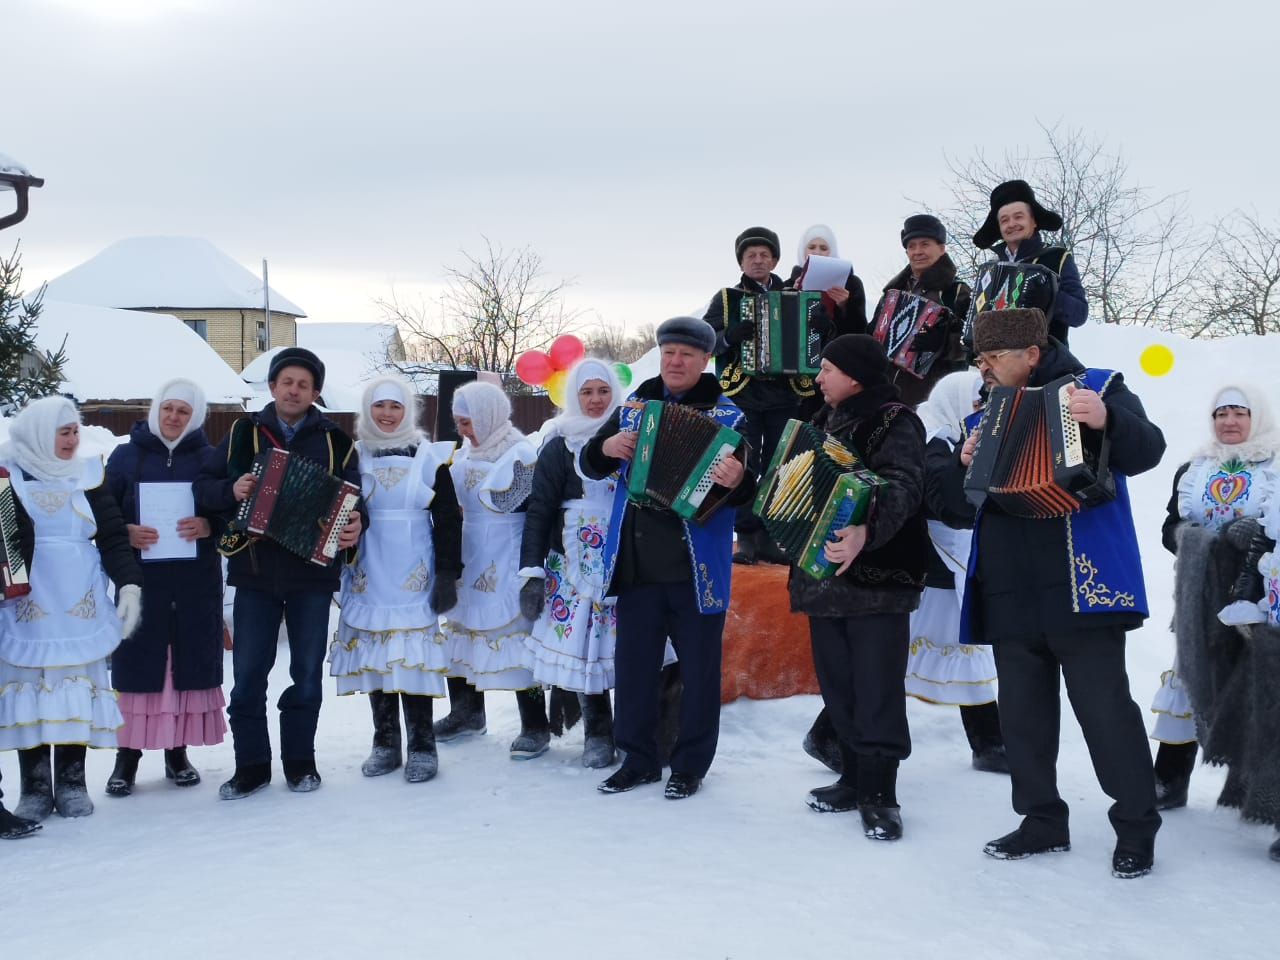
top-left (546, 370), bottom-right (568, 408)
top-left (1139, 344), bottom-right (1175, 377)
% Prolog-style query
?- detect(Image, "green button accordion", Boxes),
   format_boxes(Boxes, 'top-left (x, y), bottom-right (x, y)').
top-left (752, 419), bottom-right (887, 579)
top-left (723, 288), bottom-right (824, 377)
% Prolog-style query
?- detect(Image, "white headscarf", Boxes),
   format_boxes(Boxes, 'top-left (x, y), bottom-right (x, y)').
top-left (540, 357), bottom-right (622, 453)
top-left (452, 380), bottom-right (522, 462)
top-left (795, 224), bottom-right (840, 267)
top-left (4, 395), bottom-right (84, 481)
top-left (917, 370), bottom-right (983, 444)
top-left (1192, 382), bottom-right (1280, 464)
top-left (147, 378), bottom-right (208, 452)
top-left (357, 375), bottom-right (424, 452)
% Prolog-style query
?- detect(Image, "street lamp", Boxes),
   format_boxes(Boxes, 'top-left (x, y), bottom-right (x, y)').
top-left (0, 153), bottom-right (44, 232)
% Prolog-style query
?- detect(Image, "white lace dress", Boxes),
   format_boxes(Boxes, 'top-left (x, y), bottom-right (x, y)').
top-left (441, 441), bottom-right (539, 691)
top-left (0, 459), bottom-right (125, 749)
top-left (329, 441), bottom-right (456, 696)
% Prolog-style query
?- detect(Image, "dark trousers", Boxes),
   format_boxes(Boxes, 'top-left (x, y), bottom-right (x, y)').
top-left (735, 404), bottom-right (794, 533)
top-left (993, 626), bottom-right (1161, 852)
top-left (614, 581), bottom-right (725, 777)
top-left (229, 587), bottom-right (332, 767)
top-left (808, 613), bottom-right (912, 760)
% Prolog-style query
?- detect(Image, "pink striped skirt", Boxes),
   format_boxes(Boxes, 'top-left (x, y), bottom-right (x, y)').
top-left (116, 651), bottom-right (226, 750)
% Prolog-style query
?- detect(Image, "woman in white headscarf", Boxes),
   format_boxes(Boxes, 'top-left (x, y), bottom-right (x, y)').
top-left (785, 224), bottom-right (868, 337)
top-left (0, 396), bottom-right (142, 827)
top-left (434, 380), bottom-right (552, 758)
top-left (517, 358), bottom-right (624, 767)
top-left (1150, 383), bottom-right (1280, 829)
top-left (329, 375), bottom-right (461, 784)
top-left (102, 378), bottom-right (226, 798)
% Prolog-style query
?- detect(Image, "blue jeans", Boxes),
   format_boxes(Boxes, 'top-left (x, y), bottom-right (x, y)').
top-left (228, 588), bottom-right (332, 768)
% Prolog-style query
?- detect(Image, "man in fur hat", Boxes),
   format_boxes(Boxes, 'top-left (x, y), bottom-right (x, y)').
top-left (581, 316), bottom-right (754, 800)
top-left (972, 180), bottom-right (1089, 345)
top-left (933, 308), bottom-right (1164, 879)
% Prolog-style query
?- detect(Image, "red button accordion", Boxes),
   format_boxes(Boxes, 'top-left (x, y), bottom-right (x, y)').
top-left (871, 290), bottom-right (951, 379)
top-left (228, 448), bottom-right (361, 566)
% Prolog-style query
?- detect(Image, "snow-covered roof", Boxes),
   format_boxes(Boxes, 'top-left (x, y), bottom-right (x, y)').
top-left (36, 300), bottom-right (253, 405)
top-left (0, 152), bottom-right (34, 191)
top-left (296, 321), bottom-right (400, 355)
top-left (42, 236), bottom-right (306, 316)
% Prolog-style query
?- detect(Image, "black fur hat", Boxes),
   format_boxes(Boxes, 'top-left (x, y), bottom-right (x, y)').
top-left (735, 226), bottom-right (781, 264)
top-left (900, 214), bottom-right (947, 247)
top-left (972, 180), bottom-right (1064, 249)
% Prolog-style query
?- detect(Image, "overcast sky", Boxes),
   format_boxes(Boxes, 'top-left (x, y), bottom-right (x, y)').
top-left (6, 0), bottom-right (1276, 336)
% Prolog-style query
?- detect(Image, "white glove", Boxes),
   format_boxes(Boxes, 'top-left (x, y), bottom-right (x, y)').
top-left (117, 584), bottom-right (143, 640)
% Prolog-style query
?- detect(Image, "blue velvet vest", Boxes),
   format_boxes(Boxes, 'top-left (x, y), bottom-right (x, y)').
top-left (960, 368), bottom-right (1149, 641)
top-left (600, 393), bottom-right (745, 615)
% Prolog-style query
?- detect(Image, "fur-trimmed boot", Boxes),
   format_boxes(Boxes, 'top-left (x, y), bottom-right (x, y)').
top-left (510, 688), bottom-right (551, 760)
top-left (53, 745), bottom-right (94, 818)
top-left (106, 748), bottom-right (143, 797)
top-left (361, 691), bottom-right (403, 777)
top-left (15, 746), bottom-right (54, 822)
top-left (401, 694), bottom-right (439, 783)
top-left (580, 693), bottom-right (616, 769)
top-left (1153, 741), bottom-right (1197, 811)
top-left (856, 754), bottom-right (903, 842)
top-left (433, 676), bottom-right (487, 741)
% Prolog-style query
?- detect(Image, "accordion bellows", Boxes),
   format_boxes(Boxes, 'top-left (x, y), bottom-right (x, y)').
top-left (229, 448), bottom-right (361, 565)
top-left (871, 290), bottom-right (950, 379)
top-left (724, 289), bottom-right (823, 377)
top-left (963, 374), bottom-right (1114, 518)
top-left (753, 420), bottom-right (887, 579)
top-left (625, 401), bottom-right (745, 524)
top-left (0, 467), bottom-right (30, 599)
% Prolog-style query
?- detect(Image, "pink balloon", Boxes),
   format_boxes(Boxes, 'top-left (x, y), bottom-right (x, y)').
top-left (515, 350), bottom-right (554, 386)
top-left (548, 334), bottom-right (586, 371)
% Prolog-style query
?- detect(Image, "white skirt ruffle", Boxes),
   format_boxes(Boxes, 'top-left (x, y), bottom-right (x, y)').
top-left (328, 622), bottom-right (449, 697)
top-left (1150, 666), bottom-right (1197, 744)
top-left (0, 656), bottom-right (122, 749)
top-left (525, 551), bottom-right (617, 694)
top-left (441, 616), bottom-right (535, 691)
top-left (903, 587), bottom-right (996, 706)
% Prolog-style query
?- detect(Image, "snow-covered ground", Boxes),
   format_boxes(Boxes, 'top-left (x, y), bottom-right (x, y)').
top-left (4, 323), bottom-right (1279, 959)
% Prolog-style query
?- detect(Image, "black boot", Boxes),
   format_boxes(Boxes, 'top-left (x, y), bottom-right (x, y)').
top-left (106, 748), bottom-right (143, 797)
top-left (1153, 741), bottom-right (1197, 811)
top-left (433, 676), bottom-right (487, 741)
top-left (0, 801), bottom-right (39, 839)
top-left (548, 687), bottom-right (582, 736)
top-left (580, 693), bottom-right (616, 769)
top-left (361, 691), bottom-right (403, 777)
top-left (15, 746), bottom-right (53, 822)
top-left (807, 741), bottom-right (859, 813)
top-left (856, 754), bottom-right (903, 842)
top-left (961, 702), bottom-right (1009, 774)
top-left (53, 745), bottom-right (94, 818)
top-left (401, 694), bottom-right (439, 783)
top-left (732, 529), bottom-right (758, 565)
top-left (802, 708), bottom-right (843, 775)
top-left (218, 763), bottom-right (272, 800)
top-left (657, 663), bottom-right (683, 767)
top-left (164, 748), bottom-right (201, 787)
top-left (510, 687), bottom-right (551, 760)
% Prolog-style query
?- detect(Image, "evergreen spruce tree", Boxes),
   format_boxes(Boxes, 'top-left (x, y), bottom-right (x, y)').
top-left (0, 243), bottom-right (66, 412)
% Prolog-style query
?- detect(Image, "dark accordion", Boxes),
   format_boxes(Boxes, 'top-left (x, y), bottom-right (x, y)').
top-left (0, 467), bottom-right (31, 599)
top-left (228, 448), bottom-right (361, 565)
top-left (722, 288), bottom-right (824, 376)
top-left (752, 420), bottom-right (887, 579)
top-left (963, 375), bottom-right (1114, 518)
top-left (962, 260), bottom-right (1059, 348)
top-left (625, 401), bottom-right (746, 523)
top-left (871, 290), bottom-right (951, 379)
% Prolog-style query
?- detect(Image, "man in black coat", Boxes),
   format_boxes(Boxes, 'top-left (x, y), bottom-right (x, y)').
top-left (703, 226), bottom-right (803, 565)
top-left (934, 307), bottom-right (1163, 879)
top-left (972, 180), bottom-right (1089, 345)
top-left (581, 317), bottom-right (754, 800)
top-left (195, 347), bottom-right (364, 799)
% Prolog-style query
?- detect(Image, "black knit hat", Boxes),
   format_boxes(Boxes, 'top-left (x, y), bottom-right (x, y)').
top-left (972, 180), bottom-right (1064, 249)
top-left (820, 334), bottom-right (890, 386)
top-left (268, 346), bottom-right (326, 390)
top-left (735, 226), bottom-right (781, 264)
top-left (972, 308), bottom-right (1049, 354)
top-left (656, 316), bottom-right (717, 354)
top-left (900, 213), bottom-right (947, 247)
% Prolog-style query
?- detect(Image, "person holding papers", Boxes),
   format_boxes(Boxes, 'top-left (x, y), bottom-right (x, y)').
top-left (103, 378), bottom-right (226, 797)
top-left (785, 224), bottom-right (867, 337)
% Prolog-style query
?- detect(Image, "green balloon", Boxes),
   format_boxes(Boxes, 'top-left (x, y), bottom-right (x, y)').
top-left (614, 363), bottom-right (632, 387)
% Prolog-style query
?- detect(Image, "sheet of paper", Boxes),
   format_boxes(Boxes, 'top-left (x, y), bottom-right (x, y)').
top-left (798, 254), bottom-right (854, 292)
top-left (137, 482), bottom-right (198, 561)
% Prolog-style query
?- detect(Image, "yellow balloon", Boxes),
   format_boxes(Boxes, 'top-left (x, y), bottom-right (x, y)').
top-left (546, 370), bottom-right (568, 408)
top-left (1139, 344), bottom-right (1175, 377)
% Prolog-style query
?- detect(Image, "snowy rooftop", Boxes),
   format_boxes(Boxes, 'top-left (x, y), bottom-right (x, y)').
top-left (36, 300), bottom-right (253, 404)
top-left (42, 236), bottom-right (306, 316)
top-left (0, 152), bottom-right (35, 191)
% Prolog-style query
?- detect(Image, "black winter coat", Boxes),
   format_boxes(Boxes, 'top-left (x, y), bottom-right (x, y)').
top-left (521, 436), bottom-right (584, 568)
top-left (788, 383), bottom-right (928, 618)
top-left (194, 403), bottom-right (365, 594)
top-left (931, 341), bottom-right (1165, 642)
top-left (581, 373), bottom-right (757, 592)
top-left (105, 422), bottom-right (225, 693)
top-left (873, 254), bottom-right (972, 408)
